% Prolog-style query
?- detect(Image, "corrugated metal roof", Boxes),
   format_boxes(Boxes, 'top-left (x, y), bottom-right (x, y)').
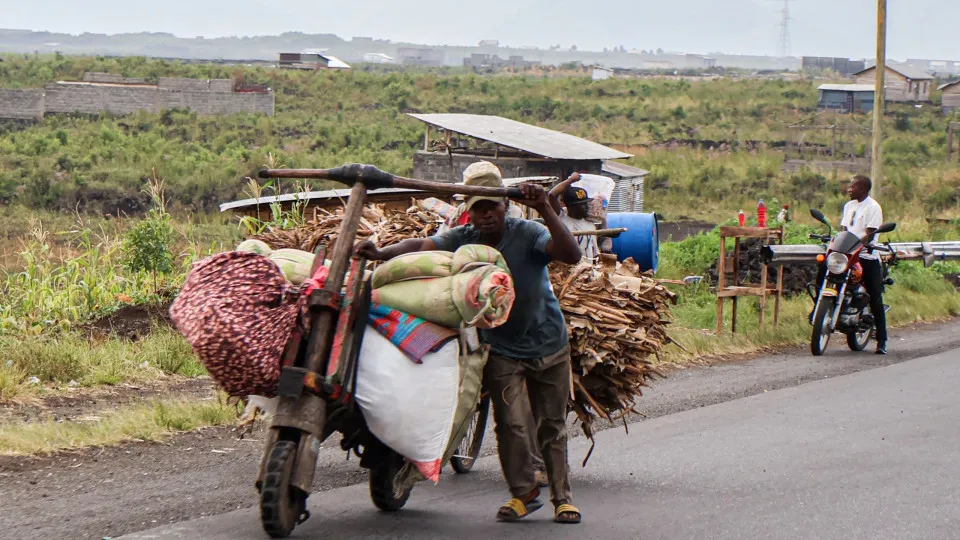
top-left (818, 84), bottom-right (876, 92)
top-left (856, 63), bottom-right (933, 80)
top-left (407, 113), bottom-right (632, 160)
top-left (219, 187), bottom-right (423, 212)
top-left (602, 160), bottom-right (649, 178)
top-left (938, 80), bottom-right (960, 91)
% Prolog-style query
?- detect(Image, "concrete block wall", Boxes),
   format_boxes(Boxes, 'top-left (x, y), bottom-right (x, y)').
top-left (413, 151), bottom-right (601, 183)
top-left (0, 89), bottom-right (44, 119)
top-left (158, 77), bottom-right (234, 93)
top-left (37, 84), bottom-right (274, 117)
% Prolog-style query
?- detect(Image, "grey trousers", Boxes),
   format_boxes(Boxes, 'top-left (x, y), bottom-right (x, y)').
top-left (483, 346), bottom-right (573, 505)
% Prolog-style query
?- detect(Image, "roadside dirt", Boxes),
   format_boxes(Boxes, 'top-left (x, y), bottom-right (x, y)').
top-left (83, 301), bottom-right (174, 341)
top-left (1, 320), bottom-right (959, 540)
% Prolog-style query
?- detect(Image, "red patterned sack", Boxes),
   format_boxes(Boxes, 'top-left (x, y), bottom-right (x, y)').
top-left (170, 251), bottom-right (299, 397)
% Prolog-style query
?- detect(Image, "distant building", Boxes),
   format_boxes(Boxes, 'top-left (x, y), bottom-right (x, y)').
top-left (684, 54), bottom-right (716, 69)
top-left (362, 53), bottom-right (396, 64)
top-left (643, 60), bottom-right (675, 70)
top-left (939, 80), bottom-right (960, 114)
top-left (801, 57), bottom-right (866, 76)
top-left (278, 51), bottom-right (351, 70)
top-left (854, 63), bottom-right (933, 102)
top-left (479, 40), bottom-right (500, 47)
top-left (591, 66), bottom-right (614, 80)
top-left (464, 54), bottom-right (540, 69)
top-left (397, 47), bottom-right (445, 67)
top-left (905, 58), bottom-right (960, 77)
top-left (817, 84), bottom-right (875, 114)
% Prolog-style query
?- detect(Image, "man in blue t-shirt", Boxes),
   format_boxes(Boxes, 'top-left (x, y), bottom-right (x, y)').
top-left (356, 161), bottom-right (583, 524)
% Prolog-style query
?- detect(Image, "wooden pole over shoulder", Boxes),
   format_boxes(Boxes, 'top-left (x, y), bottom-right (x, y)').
top-left (870, 0), bottom-right (887, 198)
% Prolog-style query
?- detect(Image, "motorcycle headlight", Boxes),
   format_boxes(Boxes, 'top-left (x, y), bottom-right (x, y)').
top-left (826, 252), bottom-right (849, 274)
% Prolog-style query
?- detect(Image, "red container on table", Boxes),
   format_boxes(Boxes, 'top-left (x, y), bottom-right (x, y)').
top-left (757, 199), bottom-right (767, 228)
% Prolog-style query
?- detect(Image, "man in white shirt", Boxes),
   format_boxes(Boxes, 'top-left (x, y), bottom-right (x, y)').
top-left (815, 174), bottom-right (888, 354)
top-left (547, 174), bottom-right (613, 261)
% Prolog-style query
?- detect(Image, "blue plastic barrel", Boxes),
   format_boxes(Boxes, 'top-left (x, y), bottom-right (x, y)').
top-left (606, 212), bottom-right (660, 273)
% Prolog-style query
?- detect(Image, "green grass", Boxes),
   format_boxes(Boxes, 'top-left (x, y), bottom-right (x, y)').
top-left (0, 398), bottom-right (240, 455)
top-left (0, 328), bottom-right (204, 399)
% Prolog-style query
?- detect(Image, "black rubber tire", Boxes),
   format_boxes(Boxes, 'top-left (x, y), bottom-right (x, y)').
top-left (369, 453), bottom-right (412, 512)
top-left (260, 440), bottom-right (306, 539)
top-left (846, 324), bottom-right (872, 351)
top-left (450, 396), bottom-right (490, 474)
top-left (811, 297), bottom-right (835, 357)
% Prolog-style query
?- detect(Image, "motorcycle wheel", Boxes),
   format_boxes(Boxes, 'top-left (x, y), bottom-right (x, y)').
top-left (369, 451), bottom-right (412, 512)
top-left (846, 325), bottom-right (872, 351)
top-left (811, 297), bottom-right (835, 356)
top-left (450, 396), bottom-right (490, 474)
top-left (260, 440), bottom-right (308, 539)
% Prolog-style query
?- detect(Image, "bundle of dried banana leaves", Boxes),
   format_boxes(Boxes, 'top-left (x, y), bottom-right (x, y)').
top-left (250, 204), bottom-right (444, 252)
top-left (551, 256), bottom-right (677, 453)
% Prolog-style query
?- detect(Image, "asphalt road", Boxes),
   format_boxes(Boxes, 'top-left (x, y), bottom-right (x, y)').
top-left (125, 344), bottom-right (960, 540)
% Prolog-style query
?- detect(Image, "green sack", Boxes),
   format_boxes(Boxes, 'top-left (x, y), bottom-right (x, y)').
top-left (268, 248), bottom-right (315, 285)
top-left (236, 239), bottom-right (273, 256)
top-left (371, 277), bottom-right (460, 327)
top-left (371, 250), bottom-right (454, 289)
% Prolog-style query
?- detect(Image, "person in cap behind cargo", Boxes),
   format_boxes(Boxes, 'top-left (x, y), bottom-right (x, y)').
top-left (548, 173), bottom-right (612, 260)
top-left (356, 160), bottom-right (584, 524)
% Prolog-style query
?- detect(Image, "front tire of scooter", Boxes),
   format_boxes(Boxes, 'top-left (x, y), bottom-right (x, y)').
top-left (369, 451), bottom-right (412, 512)
top-left (260, 440), bottom-right (308, 538)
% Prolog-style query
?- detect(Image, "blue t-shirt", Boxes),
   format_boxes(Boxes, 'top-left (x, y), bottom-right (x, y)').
top-left (429, 218), bottom-right (569, 360)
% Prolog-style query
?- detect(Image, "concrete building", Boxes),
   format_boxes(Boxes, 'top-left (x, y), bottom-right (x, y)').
top-left (362, 53), bottom-right (396, 64)
top-left (591, 66), bottom-right (614, 80)
top-left (278, 51), bottom-right (351, 70)
top-left (397, 47), bottom-right (445, 67)
top-left (685, 54), bottom-right (716, 69)
top-left (817, 84), bottom-right (875, 114)
top-left (905, 58), bottom-right (960, 77)
top-left (939, 80), bottom-right (960, 114)
top-left (854, 63), bottom-right (933, 102)
top-left (406, 113), bottom-right (645, 211)
top-left (801, 57), bottom-right (867, 76)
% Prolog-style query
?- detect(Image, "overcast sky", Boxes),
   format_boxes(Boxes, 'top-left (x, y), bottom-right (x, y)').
top-left (5, 0), bottom-right (956, 59)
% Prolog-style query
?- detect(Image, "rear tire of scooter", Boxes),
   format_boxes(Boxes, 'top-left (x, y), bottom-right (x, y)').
top-left (811, 298), bottom-right (835, 357)
top-left (450, 396), bottom-right (490, 474)
top-left (260, 440), bottom-right (306, 539)
top-left (369, 453), bottom-right (412, 512)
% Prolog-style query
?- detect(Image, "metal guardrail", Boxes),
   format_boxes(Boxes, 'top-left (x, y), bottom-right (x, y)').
top-left (762, 241), bottom-right (960, 267)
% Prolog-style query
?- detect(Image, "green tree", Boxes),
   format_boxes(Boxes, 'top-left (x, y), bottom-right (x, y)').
top-left (122, 171), bottom-right (174, 294)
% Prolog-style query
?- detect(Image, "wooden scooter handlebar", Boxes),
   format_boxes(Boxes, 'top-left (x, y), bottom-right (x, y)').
top-left (259, 163), bottom-right (524, 199)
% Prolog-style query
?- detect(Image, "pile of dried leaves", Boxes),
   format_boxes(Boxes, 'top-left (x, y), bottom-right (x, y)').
top-left (251, 204), bottom-right (444, 253)
top-left (551, 255), bottom-right (678, 458)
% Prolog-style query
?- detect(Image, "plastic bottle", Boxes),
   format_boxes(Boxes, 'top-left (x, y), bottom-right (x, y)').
top-left (737, 210), bottom-right (746, 226)
top-left (757, 199), bottom-right (767, 228)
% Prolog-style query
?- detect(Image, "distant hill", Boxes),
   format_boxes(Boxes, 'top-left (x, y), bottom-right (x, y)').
top-left (0, 29), bottom-right (799, 71)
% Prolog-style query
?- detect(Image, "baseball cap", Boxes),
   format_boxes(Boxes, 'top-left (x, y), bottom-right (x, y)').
top-left (462, 161), bottom-right (505, 212)
top-left (563, 186), bottom-right (591, 206)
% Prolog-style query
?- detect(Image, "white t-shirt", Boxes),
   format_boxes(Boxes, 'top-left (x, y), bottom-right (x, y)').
top-left (560, 211), bottom-right (600, 260)
top-left (841, 196), bottom-right (883, 241)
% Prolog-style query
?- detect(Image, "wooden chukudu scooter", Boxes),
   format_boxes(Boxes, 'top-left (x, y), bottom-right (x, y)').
top-left (254, 164), bottom-right (522, 538)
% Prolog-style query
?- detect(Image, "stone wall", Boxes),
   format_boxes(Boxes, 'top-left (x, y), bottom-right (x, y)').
top-left (0, 89), bottom-right (45, 120)
top-left (413, 151), bottom-right (602, 183)
top-left (30, 83), bottom-right (274, 117)
top-left (158, 77), bottom-right (234, 93)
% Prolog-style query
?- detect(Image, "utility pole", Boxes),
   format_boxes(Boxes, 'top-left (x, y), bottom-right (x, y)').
top-left (870, 0), bottom-right (887, 199)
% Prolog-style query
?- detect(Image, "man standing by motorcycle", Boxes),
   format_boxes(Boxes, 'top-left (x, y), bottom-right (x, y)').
top-left (815, 175), bottom-right (888, 354)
